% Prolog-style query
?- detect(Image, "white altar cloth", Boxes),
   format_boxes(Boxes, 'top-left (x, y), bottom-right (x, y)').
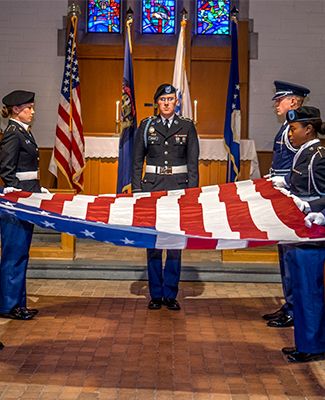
top-left (85, 137), bottom-right (260, 179)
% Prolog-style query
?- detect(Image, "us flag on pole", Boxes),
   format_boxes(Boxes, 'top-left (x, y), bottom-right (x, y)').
top-left (49, 16), bottom-right (85, 192)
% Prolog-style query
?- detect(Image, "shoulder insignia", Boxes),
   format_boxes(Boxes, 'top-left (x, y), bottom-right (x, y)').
top-left (143, 116), bottom-right (156, 123)
top-left (179, 116), bottom-right (193, 122)
top-left (6, 125), bottom-right (18, 133)
top-left (316, 146), bottom-right (325, 158)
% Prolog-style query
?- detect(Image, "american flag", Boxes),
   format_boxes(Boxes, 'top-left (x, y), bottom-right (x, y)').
top-left (0, 180), bottom-right (324, 250)
top-left (49, 16), bottom-right (85, 192)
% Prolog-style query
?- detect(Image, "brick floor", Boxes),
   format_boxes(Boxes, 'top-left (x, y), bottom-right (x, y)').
top-left (0, 280), bottom-right (324, 399)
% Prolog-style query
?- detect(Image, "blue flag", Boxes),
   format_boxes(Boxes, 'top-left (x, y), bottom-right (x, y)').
top-left (117, 25), bottom-right (137, 193)
top-left (223, 17), bottom-right (241, 183)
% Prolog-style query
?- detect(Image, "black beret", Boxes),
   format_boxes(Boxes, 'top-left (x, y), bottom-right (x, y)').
top-left (154, 84), bottom-right (176, 103)
top-left (2, 90), bottom-right (35, 107)
top-left (286, 106), bottom-right (321, 123)
top-left (272, 81), bottom-right (310, 101)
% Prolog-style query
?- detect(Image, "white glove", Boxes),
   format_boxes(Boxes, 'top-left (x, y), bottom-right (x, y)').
top-left (263, 173), bottom-right (271, 179)
top-left (304, 212), bottom-right (325, 228)
top-left (3, 187), bottom-right (22, 194)
top-left (290, 195), bottom-right (310, 213)
top-left (266, 175), bottom-right (287, 188)
top-left (40, 187), bottom-right (50, 194)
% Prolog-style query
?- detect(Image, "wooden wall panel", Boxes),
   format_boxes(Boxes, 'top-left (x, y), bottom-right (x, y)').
top-left (78, 21), bottom-right (249, 139)
top-left (79, 58), bottom-right (123, 133)
top-left (191, 60), bottom-right (230, 136)
top-left (133, 60), bottom-right (175, 122)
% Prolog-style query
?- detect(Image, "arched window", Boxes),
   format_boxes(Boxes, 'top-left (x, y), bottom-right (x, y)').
top-left (87, 0), bottom-right (121, 33)
top-left (196, 0), bottom-right (230, 35)
top-left (142, 0), bottom-right (176, 34)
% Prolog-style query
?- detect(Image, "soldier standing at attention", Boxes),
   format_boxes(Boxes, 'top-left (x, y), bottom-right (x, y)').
top-left (263, 81), bottom-right (310, 328)
top-left (270, 106), bottom-right (325, 362)
top-left (0, 90), bottom-right (49, 320)
top-left (132, 83), bottom-right (199, 311)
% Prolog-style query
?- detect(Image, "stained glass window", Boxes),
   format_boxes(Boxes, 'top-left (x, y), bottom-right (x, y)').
top-left (142, 0), bottom-right (176, 34)
top-left (87, 0), bottom-right (121, 33)
top-left (197, 0), bottom-right (230, 35)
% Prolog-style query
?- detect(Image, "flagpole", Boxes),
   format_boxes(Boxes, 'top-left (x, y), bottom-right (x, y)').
top-left (224, 6), bottom-right (241, 183)
top-left (116, 7), bottom-right (137, 193)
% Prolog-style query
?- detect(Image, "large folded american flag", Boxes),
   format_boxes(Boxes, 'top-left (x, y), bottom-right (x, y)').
top-left (0, 179), bottom-right (324, 250)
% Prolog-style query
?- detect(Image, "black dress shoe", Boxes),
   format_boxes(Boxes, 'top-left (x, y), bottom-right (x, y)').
top-left (148, 299), bottom-right (162, 310)
top-left (262, 307), bottom-right (285, 321)
top-left (25, 307), bottom-right (38, 316)
top-left (287, 351), bottom-right (325, 363)
top-left (267, 314), bottom-right (293, 328)
top-left (0, 342), bottom-right (4, 350)
top-left (282, 346), bottom-right (297, 355)
top-left (0, 306), bottom-right (35, 320)
top-left (163, 298), bottom-right (181, 311)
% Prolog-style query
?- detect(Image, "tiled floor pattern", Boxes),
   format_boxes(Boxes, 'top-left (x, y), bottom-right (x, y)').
top-left (0, 280), bottom-right (324, 400)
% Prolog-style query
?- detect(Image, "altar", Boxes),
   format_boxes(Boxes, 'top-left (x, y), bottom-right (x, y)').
top-left (82, 137), bottom-right (260, 195)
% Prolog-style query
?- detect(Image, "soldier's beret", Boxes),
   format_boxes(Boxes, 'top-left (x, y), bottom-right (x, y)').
top-left (2, 90), bottom-right (35, 107)
top-left (286, 106), bottom-right (321, 123)
top-left (272, 81), bottom-right (310, 101)
top-left (154, 84), bottom-right (176, 103)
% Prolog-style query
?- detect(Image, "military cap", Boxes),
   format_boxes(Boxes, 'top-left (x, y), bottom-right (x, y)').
top-left (154, 84), bottom-right (176, 103)
top-left (286, 106), bottom-right (321, 123)
top-left (2, 90), bottom-right (35, 107)
top-left (272, 81), bottom-right (310, 101)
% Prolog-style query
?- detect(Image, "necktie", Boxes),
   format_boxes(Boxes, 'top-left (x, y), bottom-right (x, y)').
top-left (27, 126), bottom-right (34, 140)
top-left (164, 119), bottom-right (169, 133)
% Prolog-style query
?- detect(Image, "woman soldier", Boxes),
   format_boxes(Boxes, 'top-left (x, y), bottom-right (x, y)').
top-left (270, 106), bottom-right (325, 362)
top-left (0, 90), bottom-right (47, 320)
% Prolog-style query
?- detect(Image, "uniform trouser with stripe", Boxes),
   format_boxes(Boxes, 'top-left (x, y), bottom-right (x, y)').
top-left (287, 243), bottom-right (325, 353)
top-left (278, 244), bottom-right (294, 317)
top-left (0, 213), bottom-right (34, 313)
top-left (147, 249), bottom-right (182, 300)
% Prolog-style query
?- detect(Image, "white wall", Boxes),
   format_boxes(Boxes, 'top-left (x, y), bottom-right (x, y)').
top-left (0, 0), bottom-right (68, 147)
top-left (249, 0), bottom-right (325, 150)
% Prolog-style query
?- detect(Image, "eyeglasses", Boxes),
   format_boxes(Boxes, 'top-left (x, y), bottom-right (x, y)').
top-left (158, 96), bottom-right (176, 102)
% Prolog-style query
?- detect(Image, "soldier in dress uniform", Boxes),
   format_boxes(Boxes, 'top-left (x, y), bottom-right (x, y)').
top-left (270, 106), bottom-right (325, 362)
top-left (263, 81), bottom-right (310, 328)
top-left (132, 83), bottom-right (199, 310)
top-left (0, 90), bottom-right (48, 320)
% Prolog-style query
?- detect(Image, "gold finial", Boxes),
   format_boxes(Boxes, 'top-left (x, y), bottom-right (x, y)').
top-left (126, 7), bottom-right (134, 24)
top-left (181, 8), bottom-right (188, 22)
top-left (230, 6), bottom-right (239, 23)
top-left (68, 3), bottom-right (81, 17)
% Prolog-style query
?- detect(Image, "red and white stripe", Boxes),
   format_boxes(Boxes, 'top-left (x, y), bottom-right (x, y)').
top-left (52, 87), bottom-right (85, 191)
top-left (4, 179), bottom-right (325, 249)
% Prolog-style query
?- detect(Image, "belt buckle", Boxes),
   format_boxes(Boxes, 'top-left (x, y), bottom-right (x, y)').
top-left (160, 166), bottom-right (172, 175)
